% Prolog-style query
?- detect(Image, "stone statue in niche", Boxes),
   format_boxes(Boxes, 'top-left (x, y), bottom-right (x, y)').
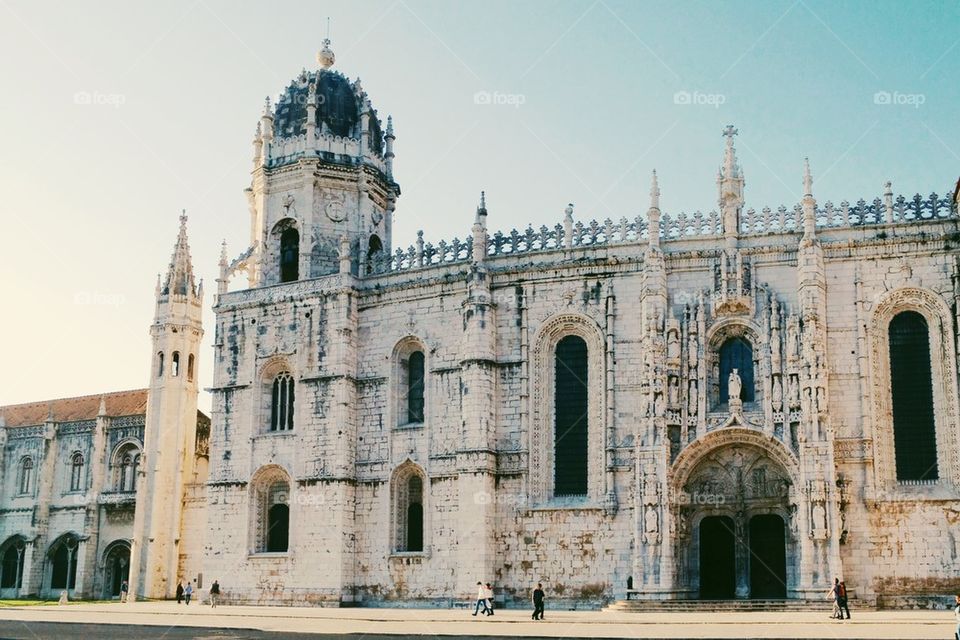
top-left (788, 375), bottom-right (800, 407)
top-left (688, 334), bottom-right (699, 368)
top-left (787, 321), bottom-right (800, 360)
top-left (688, 380), bottom-right (698, 414)
top-left (811, 502), bottom-right (827, 538)
top-left (667, 330), bottom-right (681, 361)
top-left (282, 193), bottom-right (297, 217)
top-left (728, 369), bottom-right (742, 402)
top-left (668, 376), bottom-right (680, 405)
top-left (772, 376), bottom-right (783, 411)
top-left (643, 505), bottom-right (660, 545)
top-left (654, 392), bottom-right (665, 418)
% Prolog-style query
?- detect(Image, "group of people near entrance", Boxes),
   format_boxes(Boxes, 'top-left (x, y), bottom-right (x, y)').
top-left (472, 581), bottom-right (546, 620)
top-left (175, 578), bottom-right (221, 607)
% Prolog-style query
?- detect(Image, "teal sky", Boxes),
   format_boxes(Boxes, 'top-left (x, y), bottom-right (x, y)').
top-left (1, 0), bottom-right (958, 410)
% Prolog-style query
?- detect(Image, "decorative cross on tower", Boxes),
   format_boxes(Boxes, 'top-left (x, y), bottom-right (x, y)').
top-left (179, 209), bottom-right (188, 226)
top-left (723, 125), bottom-right (738, 142)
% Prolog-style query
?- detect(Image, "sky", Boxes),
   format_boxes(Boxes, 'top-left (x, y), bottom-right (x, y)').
top-left (0, 0), bottom-right (958, 412)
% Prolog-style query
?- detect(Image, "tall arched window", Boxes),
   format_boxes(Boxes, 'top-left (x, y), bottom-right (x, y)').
top-left (187, 353), bottom-right (195, 381)
top-left (49, 536), bottom-right (78, 591)
top-left (17, 458), bottom-right (34, 495)
top-left (392, 463), bottom-right (427, 553)
top-left (69, 452), bottom-right (84, 492)
top-left (114, 444), bottom-right (141, 492)
top-left (554, 335), bottom-right (588, 496)
top-left (889, 311), bottom-right (938, 481)
top-left (366, 234), bottom-right (384, 273)
top-left (280, 228), bottom-right (300, 283)
top-left (270, 372), bottom-right (295, 432)
top-left (407, 351), bottom-right (425, 424)
top-left (0, 537), bottom-right (25, 590)
top-left (157, 352), bottom-right (164, 377)
top-left (719, 337), bottom-right (754, 402)
top-left (171, 352), bottom-right (180, 377)
top-left (252, 467), bottom-right (291, 554)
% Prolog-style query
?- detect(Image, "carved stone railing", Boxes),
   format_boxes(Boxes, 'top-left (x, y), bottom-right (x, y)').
top-left (364, 190), bottom-right (956, 278)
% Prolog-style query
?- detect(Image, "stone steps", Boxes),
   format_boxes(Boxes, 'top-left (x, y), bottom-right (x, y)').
top-left (605, 598), bottom-right (850, 612)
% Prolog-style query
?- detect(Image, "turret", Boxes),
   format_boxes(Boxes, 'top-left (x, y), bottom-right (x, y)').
top-left (128, 212), bottom-right (204, 602)
top-left (717, 125), bottom-right (744, 250)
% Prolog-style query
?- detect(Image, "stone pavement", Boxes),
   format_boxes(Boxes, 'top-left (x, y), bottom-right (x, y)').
top-left (0, 601), bottom-right (956, 639)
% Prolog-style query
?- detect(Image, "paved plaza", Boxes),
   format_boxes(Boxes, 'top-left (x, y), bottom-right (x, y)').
top-left (0, 602), bottom-right (957, 639)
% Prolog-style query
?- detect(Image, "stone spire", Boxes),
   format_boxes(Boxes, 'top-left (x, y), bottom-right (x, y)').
top-left (648, 170), bottom-right (661, 249)
top-left (472, 192), bottom-right (489, 265)
top-left (801, 158), bottom-right (817, 239)
top-left (384, 116), bottom-right (396, 180)
top-left (162, 211), bottom-right (197, 298)
top-left (717, 125), bottom-right (745, 249)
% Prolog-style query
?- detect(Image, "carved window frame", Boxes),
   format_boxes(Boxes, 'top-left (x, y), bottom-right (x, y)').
top-left (530, 314), bottom-right (606, 506)
top-left (705, 319), bottom-right (763, 411)
top-left (257, 357), bottom-right (297, 436)
top-left (390, 460), bottom-right (429, 555)
top-left (391, 337), bottom-right (428, 430)
top-left (249, 464), bottom-right (293, 555)
top-left (870, 287), bottom-right (960, 498)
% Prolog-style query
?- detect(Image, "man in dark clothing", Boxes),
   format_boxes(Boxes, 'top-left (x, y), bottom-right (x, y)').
top-left (175, 581), bottom-right (184, 604)
top-left (837, 581), bottom-right (850, 619)
top-left (210, 580), bottom-right (221, 608)
top-left (532, 583), bottom-right (545, 620)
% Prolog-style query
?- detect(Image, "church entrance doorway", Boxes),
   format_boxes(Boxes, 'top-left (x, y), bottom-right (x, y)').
top-left (749, 514), bottom-right (786, 598)
top-left (699, 516), bottom-right (736, 599)
top-left (102, 542), bottom-right (130, 599)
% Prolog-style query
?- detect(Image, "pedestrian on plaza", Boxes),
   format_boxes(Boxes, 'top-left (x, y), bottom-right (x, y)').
top-left (827, 578), bottom-right (841, 620)
top-left (120, 580), bottom-right (129, 603)
top-left (953, 594), bottom-right (960, 640)
top-left (176, 581), bottom-right (184, 604)
top-left (184, 581), bottom-right (193, 605)
top-left (210, 580), bottom-right (221, 608)
top-left (837, 581), bottom-right (850, 619)
top-left (485, 582), bottom-right (495, 616)
top-left (472, 581), bottom-right (490, 616)
top-left (532, 583), bottom-right (545, 620)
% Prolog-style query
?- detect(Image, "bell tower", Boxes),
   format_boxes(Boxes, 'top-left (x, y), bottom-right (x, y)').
top-left (128, 212), bottom-right (204, 601)
top-left (242, 39), bottom-right (400, 287)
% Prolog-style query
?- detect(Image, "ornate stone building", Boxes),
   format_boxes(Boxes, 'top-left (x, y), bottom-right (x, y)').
top-left (205, 42), bottom-right (960, 607)
top-left (0, 218), bottom-right (209, 600)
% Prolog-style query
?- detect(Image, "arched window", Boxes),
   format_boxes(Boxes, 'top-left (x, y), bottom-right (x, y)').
top-left (889, 311), bottom-right (938, 481)
top-left (49, 536), bottom-right (78, 591)
top-left (69, 452), bottom-right (84, 492)
top-left (0, 537), bottom-right (25, 590)
top-left (114, 444), bottom-right (141, 492)
top-left (187, 354), bottom-right (195, 381)
top-left (280, 228), bottom-right (300, 283)
top-left (392, 463), bottom-right (427, 553)
top-left (17, 458), bottom-right (33, 495)
top-left (407, 351), bottom-right (425, 424)
top-left (171, 351), bottom-right (180, 377)
top-left (366, 234), bottom-right (384, 273)
top-left (554, 335), bottom-right (588, 496)
top-left (405, 475), bottom-right (424, 552)
top-left (270, 372), bottom-right (295, 432)
top-left (252, 467), bottom-right (291, 554)
top-left (157, 352), bottom-right (164, 378)
top-left (719, 337), bottom-right (754, 402)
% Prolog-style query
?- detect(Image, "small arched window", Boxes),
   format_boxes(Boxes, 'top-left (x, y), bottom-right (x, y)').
top-left (171, 352), bottom-right (180, 377)
top-left (115, 445), bottom-right (141, 492)
top-left (187, 354), bottom-right (195, 381)
top-left (69, 452), bottom-right (84, 492)
top-left (17, 458), bottom-right (34, 495)
top-left (554, 335), bottom-right (588, 497)
top-left (889, 311), bottom-right (938, 481)
top-left (392, 464), bottom-right (427, 553)
top-left (407, 351), bottom-right (425, 424)
top-left (366, 235), bottom-right (384, 274)
top-left (270, 372), bottom-right (295, 432)
top-left (157, 352), bottom-right (164, 378)
top-left (252, 468), bottom-right (291, 554)
top-left (280, 228), bottom-right (300, 283)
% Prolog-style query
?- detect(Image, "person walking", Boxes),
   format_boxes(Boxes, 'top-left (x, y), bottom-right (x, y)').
top-left (485, 583), bottom-right (495, 616)
top-left (827, 578), bottom-right (841, 620)
top-left (120, 580), bottom-right (129, 603)
top-left (176, 581), bottom-right (184, 604)
top-left (209, 580), bottom-right (221, 608)
top-left (837, 581), bottom-right (850, 619)
top-left (953, 594), bottom-right (959, 640)
top-left (532, 583), bottom-right (545, 620)
top-left (472, 582), bottom-right (489, 616)
top-left (184, 581), bottom-right (193, 605)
